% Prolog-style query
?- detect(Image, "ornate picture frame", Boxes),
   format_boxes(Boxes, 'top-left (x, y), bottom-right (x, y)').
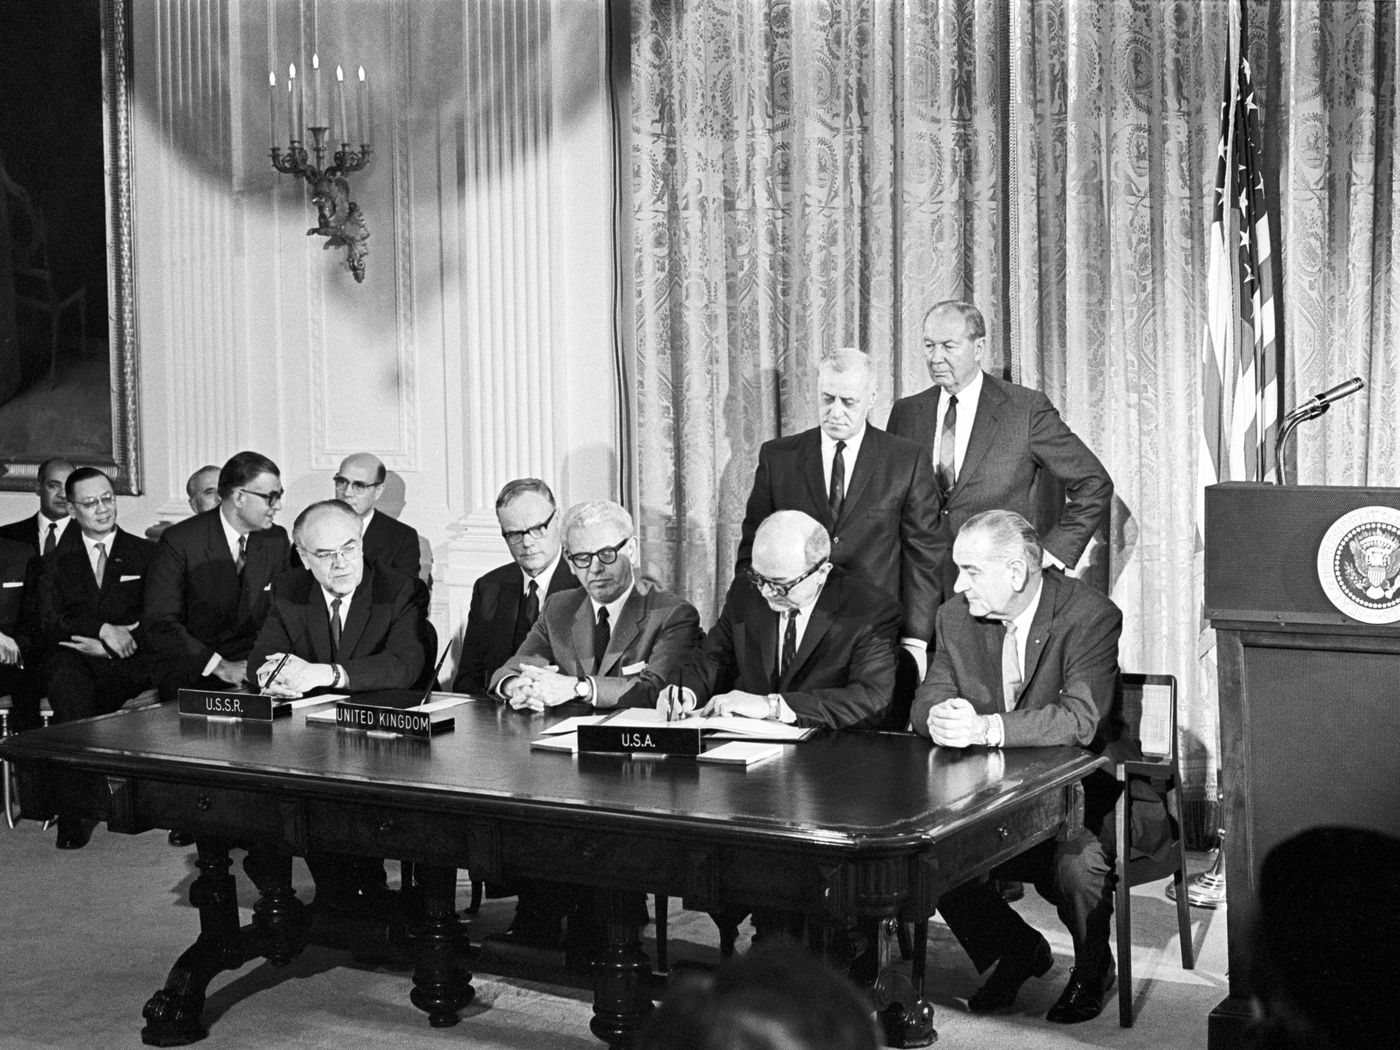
top-left (0, 0), bottom-right (140, 494)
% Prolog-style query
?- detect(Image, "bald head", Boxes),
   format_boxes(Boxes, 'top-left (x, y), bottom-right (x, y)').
top-left (334, 452), bottom-right (387, 516)
top-left (293, 500), bottom-right (366, 597)
top-left (186, 465), bottom-right (220, 513)
top-left (750, 511), bottom-right (832, 611)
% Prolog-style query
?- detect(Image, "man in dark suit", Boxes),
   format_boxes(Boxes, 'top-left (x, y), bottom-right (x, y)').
top-left (332, 452), bottom-right (422, 583)
top-left (146, 464), bottom-right (220, 542)
top-left (736, 349), bottom-right (941, 711)
top-left (453, 478), bottom-right (579, 695)
top-left (911, 510), bottom-right (1156, 1024)
top-left (666, 510), bottom-right (900, 729)
top-left (0, 457), bottom-right (77, 557)
top-left (0, 528), bottom-right (39, 733)
top-left (31, 467), bottom-right (161, 848)
top-left (489, 498), bottom-right (701, 956)
top-left (248, 499), bottom-right (425, 910)
top-left (143, 450), bottom-right (292, 700)
top-left (887, 300), bottom-right (1111, 595)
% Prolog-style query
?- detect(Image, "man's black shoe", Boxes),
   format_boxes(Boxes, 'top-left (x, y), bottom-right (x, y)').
top-left (997, 879), bottom-right (1025, 902)
top-left (1046, 963), bottom-right (1116, 1024)
top-left (168, 829), bottom-right (194, 847)
top-left (56, 816), bottom-right (95, 850)
top-left (967, 933), bottom-right (1053, 1013)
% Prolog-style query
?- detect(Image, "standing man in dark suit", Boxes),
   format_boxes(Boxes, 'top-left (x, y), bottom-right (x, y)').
top-left (887, 300), bottom-right (1112, 596)
top-left (736, 348), bottom-right (941, 713)
top-left (32, 467), bottom-right (161, 848)
top-left (143, 450), bottom-right (292, 700)
top-left (666, 510), bottom-right (900, 729)
top-left (0, 457), bottom-right (77, 557)
top-left (247, 499), bottom-right (425, 910)
top-left (453, 478), bottom-right (579, 695)
top-left (911, 510), bottom-right (1155, 1024)
top-left (332, 453), bottom-right (422, 583)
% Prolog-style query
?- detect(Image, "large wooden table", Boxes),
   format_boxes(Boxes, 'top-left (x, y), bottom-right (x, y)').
top-left (1, 697), bottom-right (1103, 1047)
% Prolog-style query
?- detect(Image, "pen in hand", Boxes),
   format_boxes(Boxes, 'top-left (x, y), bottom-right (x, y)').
top-left (263, 652), bottom-right (292, 692)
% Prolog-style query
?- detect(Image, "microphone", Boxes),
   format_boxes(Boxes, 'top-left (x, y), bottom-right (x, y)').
top-left (1274, 377), bottom-right (1365, 484)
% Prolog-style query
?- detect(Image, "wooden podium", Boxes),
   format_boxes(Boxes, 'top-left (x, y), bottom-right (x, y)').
top-left (1204, 483), bottom-right (1400, 1048)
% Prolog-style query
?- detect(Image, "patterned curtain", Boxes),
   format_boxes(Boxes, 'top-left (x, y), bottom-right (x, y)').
top-left (628, 0), bottom-right (1400, 842)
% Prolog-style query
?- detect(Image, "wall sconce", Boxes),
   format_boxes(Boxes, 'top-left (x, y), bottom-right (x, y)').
top-left (269, 58), bottom-right (372, 282)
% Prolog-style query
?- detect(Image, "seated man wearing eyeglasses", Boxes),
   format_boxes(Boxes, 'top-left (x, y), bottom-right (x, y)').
top-left (452, 478), bottom-right (579, 697)
top-left (330, 452), bottom-right (424, 583)
top-left (143, 450), bottom-right (292, 702)
top-left (31, 467), bottom-right (161, 849)
top-left (488, 498), bottom-right (702, 962)
top-left (664, 510), bottom-right (900, 729)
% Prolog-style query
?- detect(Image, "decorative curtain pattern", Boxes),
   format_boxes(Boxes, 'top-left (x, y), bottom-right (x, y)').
top-left (629, 0), bottom-right (1400, 834)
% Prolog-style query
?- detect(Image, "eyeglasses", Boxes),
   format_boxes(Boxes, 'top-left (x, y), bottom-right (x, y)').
top-left (745, 559), bottom-right (826, 598)
top-left (240, 487), bottom-right (284, 507)
top-left (71, 494), bottom-right (117, 510)
top-left (501, 508), bottom-right (556, 544)
top-left (564, 536), bottom-right (630, 570)
top-left (333, 475), bottom-right (380, 494)
top-left (300, 539), bottom-right (362, 565)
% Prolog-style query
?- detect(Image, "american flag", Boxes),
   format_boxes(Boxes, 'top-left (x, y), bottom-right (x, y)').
top-left (1200, 48), bottom-right (1281, 488)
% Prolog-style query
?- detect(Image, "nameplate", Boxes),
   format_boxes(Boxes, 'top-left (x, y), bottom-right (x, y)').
top-left (333, 701), bottom-right (453, 738)
top-left (577, 723), bottom-right (702, 756)
top-left (177, 689), bottom-right (289, 722)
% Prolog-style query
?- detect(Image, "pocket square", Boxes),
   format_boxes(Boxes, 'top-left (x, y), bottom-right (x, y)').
top-left (1, 581), bottom-right (21, 589)
top-left (119, 574), bottom-right (142, 583)
top-left (621, 661), bottom-right (646, 676)
top-left (263, 583), bottom-right (272, 591)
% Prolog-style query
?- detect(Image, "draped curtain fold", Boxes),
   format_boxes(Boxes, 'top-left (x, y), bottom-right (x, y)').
top-left (628, 0), bottom-right (1400, 829)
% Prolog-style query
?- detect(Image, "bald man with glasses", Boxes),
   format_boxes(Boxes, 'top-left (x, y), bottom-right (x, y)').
top-left (331, 452), bottom-right (423, 583)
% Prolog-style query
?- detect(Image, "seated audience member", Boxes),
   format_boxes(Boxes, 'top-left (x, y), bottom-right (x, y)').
top-left (664, 510), bottom-right (900, 729)
top-left (0, 526), bottom-right (40, 733)
top-left (248, 499), bottom-right (426, 910)
top-left (33, 467), bottom-right (160, 849)
top-left (331, 452), bottom-right (423, 582)
top-left (143, 451), bottom-right (292, 701)
top-left (488, 498), bottom-right (701, 957)
top-left (636, 940), bottom-right (879, 1050)
top-left (452, 478), bottom-right (578, 696)
top-left (910, 509), bottom-right (1160, 1024)
top-left (0, 457), bottom-right (77, 557)
top-left (1246, 826), bottom-right (1400, 1050)
top-left (489, 498), bottom-right (700, 711)
top-left (145, 464), bottom-right (220, 541)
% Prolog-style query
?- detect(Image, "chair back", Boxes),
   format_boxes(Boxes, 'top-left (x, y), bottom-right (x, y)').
top-left (414, 618), bottom-right (440, 692)
top-left (1120, 672), bottom-right (1176, 763)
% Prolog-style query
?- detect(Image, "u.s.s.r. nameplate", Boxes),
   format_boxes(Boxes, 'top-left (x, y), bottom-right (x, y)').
top-left (577, 723), bottom-right (701, 756)
top-left (177, 689), bottom-right (290, 722)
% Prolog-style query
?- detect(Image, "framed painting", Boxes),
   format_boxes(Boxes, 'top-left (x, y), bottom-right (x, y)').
top-left (0, 0), bottom-right (139, 494)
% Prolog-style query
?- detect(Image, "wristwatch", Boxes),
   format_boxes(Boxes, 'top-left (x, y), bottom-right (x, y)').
top-left (573, 677), bottom-right (592, 703)
top-left (766, 693), bottom-right (782, 720)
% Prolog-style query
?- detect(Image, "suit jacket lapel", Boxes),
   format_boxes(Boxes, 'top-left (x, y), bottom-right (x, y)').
top-left (801, 432), bottom-right (834, 528)
top-left (600, 587), bottom-right (645, 675)
top-left (205, 516), bottom-right (240, 614)
top-left (747, 603), bottom-right (780, 692)
top-left (336, 573), bottom-right (373, 659)
top-left (570, 594), bottom-right (596, 673)
top-left (836, 427), bottom-right (878, 527)
top-left (780, 579), bottom-right (836, 689)
top-left (1020, 574), bottom-right (1058, 693)
top-left (308, 587), bottom-right (335, 663)
top-left (957, 372), bottom-right (1005, 492)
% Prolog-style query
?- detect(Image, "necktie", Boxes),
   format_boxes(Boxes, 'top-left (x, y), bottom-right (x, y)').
top-left (828, 440), bottom-right (846, 520)
top-left (592, 607), bottom-right (611, 674)
top-left (514, 579), bottom-right (540, 648)
top-left (1002, 621), bottom-right (1022, 711)
top-left (93, 542), bottom-right (107, 588)
top-left (43, 522), bottom-right (57, 555)
top-left (236, 535), bottom-right (247, 575)
top-left (330, 597), bottom-right (343, 658)
top-left (780, 610), bottom-right (798, 678)
top-left (937, 394), bottom-right (958, 496)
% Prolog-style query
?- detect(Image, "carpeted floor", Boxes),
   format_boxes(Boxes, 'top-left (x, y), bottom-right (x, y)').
top-left (0, 817), bottom-right (1228, 1048)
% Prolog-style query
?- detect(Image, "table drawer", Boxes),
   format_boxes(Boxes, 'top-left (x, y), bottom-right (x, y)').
top-left (135, 780), bottom-right (288, 840)
top-left (305, 800), bottom-right (476, 865)
top-left (502, 824), bottom-right (703, 891)
top-left (917, 789), bottom-right (1068, 896)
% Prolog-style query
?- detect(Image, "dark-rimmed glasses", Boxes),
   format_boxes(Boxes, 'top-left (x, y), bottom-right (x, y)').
top-left (745, 559), bottom-right (826, 598)
top-left (71, 494), bottom-right (117, 510)
top-left (564, 536), bottom-right (630, 570)
top-left (300, 539), bottom-right (362, 565)
top-left (502, 509), bottom-right (556, 544)
top-left (333, 475), bottom-right (380, 494)
top-left (240, 487), bottom-right (284, 506)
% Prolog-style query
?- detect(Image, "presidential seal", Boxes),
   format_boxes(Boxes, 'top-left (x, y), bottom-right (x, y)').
top-left (1317, 506), bottom-right (1400, 624)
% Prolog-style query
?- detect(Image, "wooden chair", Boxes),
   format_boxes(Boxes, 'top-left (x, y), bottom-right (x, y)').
top-left (1113, 672), bottom-right (1195, 1027)
top-left (0, 695), bottom-right (19, 828)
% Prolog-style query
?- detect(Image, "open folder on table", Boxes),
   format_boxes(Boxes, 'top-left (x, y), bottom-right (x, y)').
top-left (540, 708), bottom-right (813, 742)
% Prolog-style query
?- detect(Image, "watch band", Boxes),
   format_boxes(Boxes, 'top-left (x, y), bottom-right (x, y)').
top-left (767, 693), bottom-right (782, 720)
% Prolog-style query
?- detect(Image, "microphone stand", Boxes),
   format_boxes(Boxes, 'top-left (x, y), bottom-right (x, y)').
top-left (1272, 402), bottom-right (1328, 486)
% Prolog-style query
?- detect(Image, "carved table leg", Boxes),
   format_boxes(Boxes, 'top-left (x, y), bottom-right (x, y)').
top-left (141, 838), bottom-right (241, 1046)
top-left (246, 848), bottom-right (308, 966)
top-left (871, 916), bottom-right (936, 1048)
top-left (407, 863), bottom-right (474, 1027)
top-left (589, 891), bottom-right (654, 1048)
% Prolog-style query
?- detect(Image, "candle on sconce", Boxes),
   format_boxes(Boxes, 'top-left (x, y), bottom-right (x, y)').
top-left (287, 63), bottom-right (297, 141)
top-left (311, 53), bottom-right (321, 128)
top-left (357, 66), bottom-right (369, 145)
top-left (268, 71), bottom-right (277, 149)
top-left (336, 66), bottom-right (349, 145)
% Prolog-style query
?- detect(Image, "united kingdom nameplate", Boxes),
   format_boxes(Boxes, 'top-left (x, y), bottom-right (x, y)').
top-left (1316, 506), bottom-right (1400, 624)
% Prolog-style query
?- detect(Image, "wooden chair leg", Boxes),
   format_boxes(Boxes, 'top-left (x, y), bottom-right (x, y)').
top-left (654, 894), bottom-right (668, 973)
top-left (1172, 835), bottom-right (1195, 969)
top-left (911, 919), bottom-right (929, 998)
top-left (1116, 798), bottom-right (1133, 1028)
top-left (467, 875), bottom-right (483, 914)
